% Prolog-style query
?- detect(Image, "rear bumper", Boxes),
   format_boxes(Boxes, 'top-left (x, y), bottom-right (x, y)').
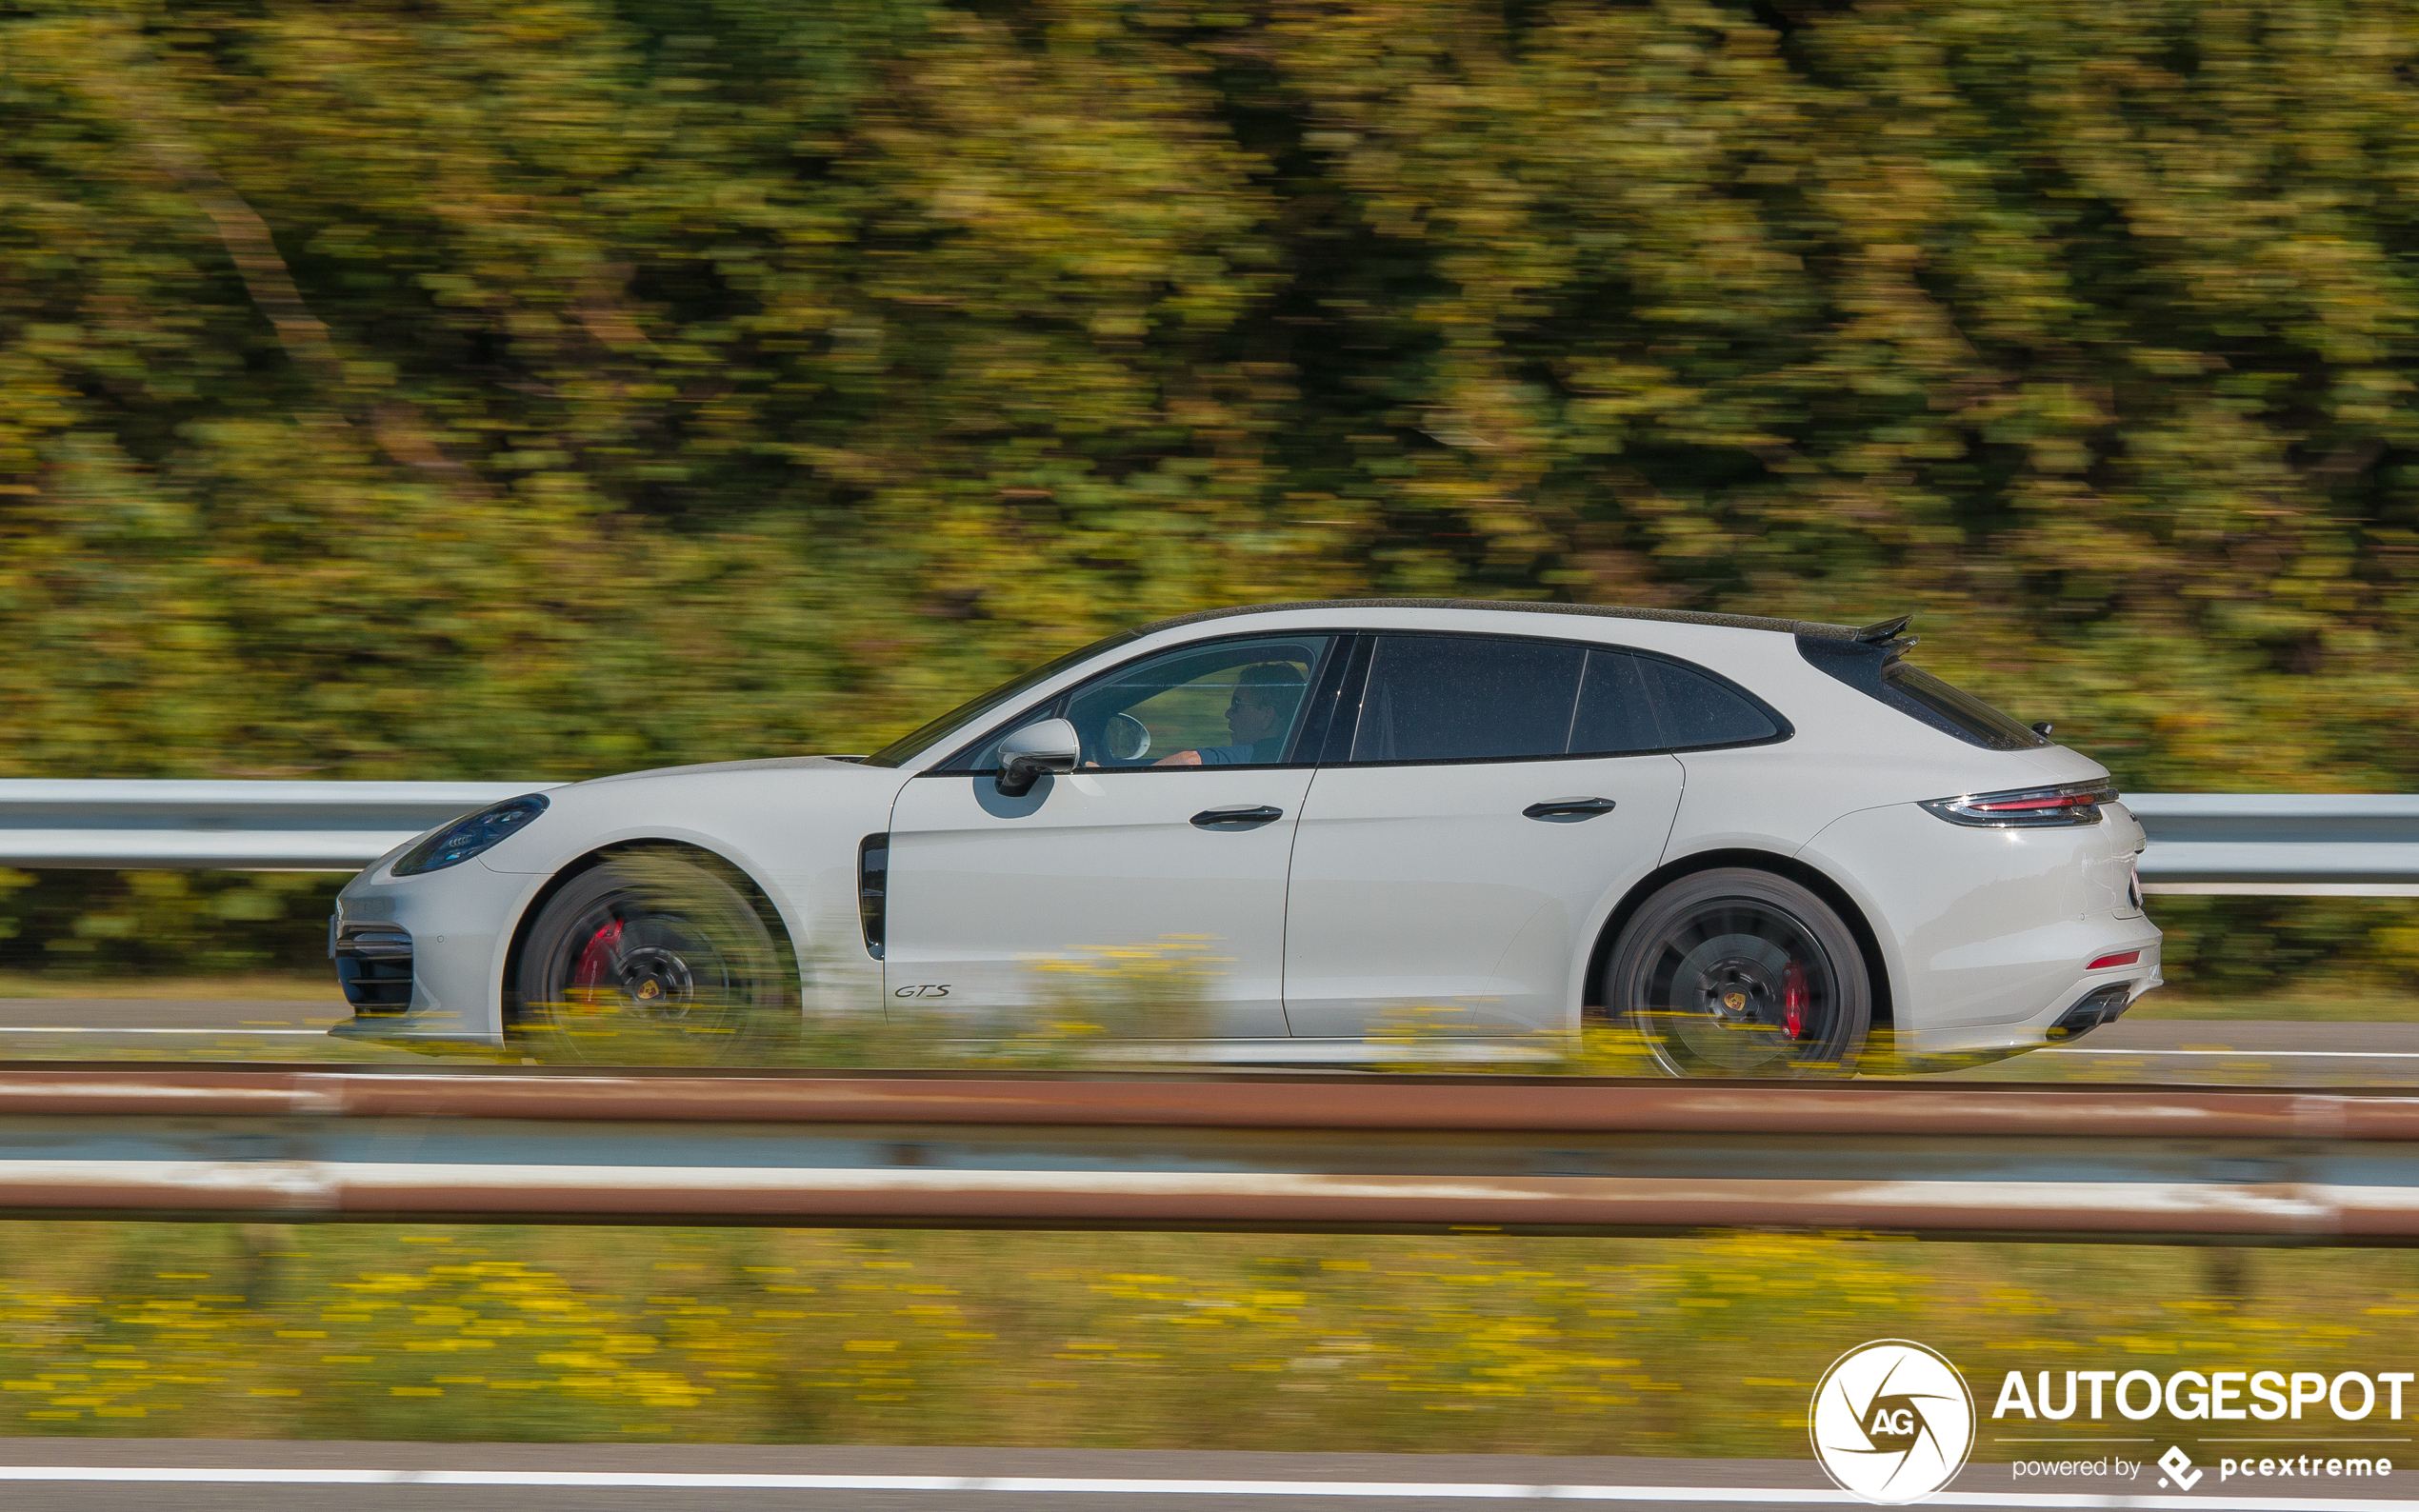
top-left (1891, 941), bottom-right (2164, 1057)
top-left (1800, 798), bottom-right (2160, 1046)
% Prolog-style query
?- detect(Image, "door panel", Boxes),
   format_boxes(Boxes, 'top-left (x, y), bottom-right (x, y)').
top-left (1281, 754), bottom-right (1686, 1037)
top-left (884, 630), bottom-right (1339, 1039)
top-left (885, 768), bottom-right (1311, 1037)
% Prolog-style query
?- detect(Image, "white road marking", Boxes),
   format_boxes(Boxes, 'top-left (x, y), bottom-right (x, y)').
top-left (0, 1468), bottom-right (2409, 1506)
top-left (2038, 1046), bottom-right (2419, 1058)
top-left (0, 1026), bottom-right (324, 1035)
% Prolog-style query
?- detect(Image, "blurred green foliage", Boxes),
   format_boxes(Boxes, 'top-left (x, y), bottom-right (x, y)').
top-left (0, 867), bottom-right (336, 976)
top-left (0, 0), bottom-right (2413, 978)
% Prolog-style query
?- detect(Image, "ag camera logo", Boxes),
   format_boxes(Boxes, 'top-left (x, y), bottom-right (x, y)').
top-left (1811, 1340), bottom-right (1976, 1504)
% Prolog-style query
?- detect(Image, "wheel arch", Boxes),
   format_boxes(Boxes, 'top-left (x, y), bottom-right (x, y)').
top-left (1581, 847), bottom-right (1896, 1035)
top-left (499, 839), bottom-right (803, 1027)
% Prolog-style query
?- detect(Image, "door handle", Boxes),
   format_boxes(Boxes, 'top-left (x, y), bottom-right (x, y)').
top-left (1191, 804), bottom-right (1285, 829)
top-left (1523, 796), bottom-right (1617, 821)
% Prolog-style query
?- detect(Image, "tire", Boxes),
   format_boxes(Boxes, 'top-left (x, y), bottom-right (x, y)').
top-left (514, 851), bottom-right (790, 1064)
top-left (1601, 867), bottom-right (1870, 1078)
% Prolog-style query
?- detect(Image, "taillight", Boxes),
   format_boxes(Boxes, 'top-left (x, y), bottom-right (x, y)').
top-left (1920, 781), bottom-right (2117, 828)
top-left (2088, 949), bottom-right (2141, 970)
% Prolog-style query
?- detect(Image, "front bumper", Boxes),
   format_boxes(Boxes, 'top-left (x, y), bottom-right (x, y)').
top-left (327, 857), bottom-right (542, 1049)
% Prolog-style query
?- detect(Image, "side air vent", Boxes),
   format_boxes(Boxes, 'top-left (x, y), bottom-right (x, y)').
top-left (857, 834), bottom-right (889, 960)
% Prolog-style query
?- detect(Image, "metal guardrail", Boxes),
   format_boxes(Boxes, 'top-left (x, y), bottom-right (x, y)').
top-left (0, 781), bottom-right (2413, 894)
top-left (0, 780), bottom-right (555, 869)
top-left (0, 1065), bottom-right (2413, 1243)
top-left (2128, 793), bottom-right (2419, 897)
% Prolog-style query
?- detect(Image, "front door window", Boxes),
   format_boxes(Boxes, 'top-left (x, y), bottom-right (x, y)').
top-left (950, 635), bottom-right (1333, 772)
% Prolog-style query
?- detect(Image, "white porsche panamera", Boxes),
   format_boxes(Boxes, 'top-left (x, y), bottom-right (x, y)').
top-left (329, 600), bottom-right (2161, 1075)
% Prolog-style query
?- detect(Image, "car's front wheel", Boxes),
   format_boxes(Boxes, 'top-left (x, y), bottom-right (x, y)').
top-left (1602, 867), bottom-right (1869, 1078)
top-left (514, 851), bottom-right (790, 1064)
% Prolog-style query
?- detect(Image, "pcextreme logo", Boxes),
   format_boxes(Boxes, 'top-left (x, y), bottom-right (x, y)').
top-left (1810, 1340), bottom-right (1976, 1505)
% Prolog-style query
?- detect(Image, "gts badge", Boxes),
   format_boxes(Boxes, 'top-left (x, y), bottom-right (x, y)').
top-left (893, 984), bottom-right (951, 999)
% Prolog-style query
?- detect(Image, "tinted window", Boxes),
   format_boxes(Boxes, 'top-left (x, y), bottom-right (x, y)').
top-left (1796, 635), bottom-right (2046, 751)
top-left (1884, 663), bottom-right (2045, 751)
top-left (945, 635), bottom-right (1333, 771)
top-left (1638, 658), bottom-right (1780, 749)
top-left (1569, 650), bottom-right (1662, 756)
top-left (1349, 636), bottom-right (1585, 763)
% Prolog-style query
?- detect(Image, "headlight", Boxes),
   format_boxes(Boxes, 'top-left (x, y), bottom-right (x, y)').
top-left (391, 794), bottom-right (550, 876)
top-left (1920, 782), bottom-right (2116, 827)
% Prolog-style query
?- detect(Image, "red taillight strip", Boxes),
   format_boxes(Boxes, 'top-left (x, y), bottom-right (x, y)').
top-left (1920, 781), bottom-right (2118, 828)
top-left (2088, 950), bottom-right (2141, 970)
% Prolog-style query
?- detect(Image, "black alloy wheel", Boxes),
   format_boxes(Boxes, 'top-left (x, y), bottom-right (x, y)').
top-left (515, 851), bottom-right (789, 1064)
top-left (1603, 867), bottom-right (1870, 1078)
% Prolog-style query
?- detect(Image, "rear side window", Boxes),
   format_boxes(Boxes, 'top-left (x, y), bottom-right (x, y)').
top-left (1350, 635), bottom-right (1585, 763)
top-left (1797, 636), bottom-right (2047, 751)
top-left (1637, 657), bottom-right (1782, 750)
top-left (1339, 635), bottom-right (1786, 764)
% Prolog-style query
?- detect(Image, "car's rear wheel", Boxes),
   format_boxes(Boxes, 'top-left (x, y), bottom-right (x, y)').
top-left (515, 851), bottom-right (789, 1064)
top-left (1602, 867), bottom-right (1869, 1078)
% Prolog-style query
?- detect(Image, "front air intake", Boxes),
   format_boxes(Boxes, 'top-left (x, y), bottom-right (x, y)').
top-left (331, 922), bottom-right (414, 1015)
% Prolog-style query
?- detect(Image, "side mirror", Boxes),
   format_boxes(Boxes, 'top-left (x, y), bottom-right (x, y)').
top-left (996, 718), bottom-right (1080, 797)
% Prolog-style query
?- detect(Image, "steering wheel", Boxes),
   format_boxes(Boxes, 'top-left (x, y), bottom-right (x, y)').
top-left (1103, 711), bottom-right (1151, 763)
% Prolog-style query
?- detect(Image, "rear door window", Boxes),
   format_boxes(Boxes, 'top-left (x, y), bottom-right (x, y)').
top-left (1348, 635), bottom-right (1586, 764)
top-left (1338, 634), bottom-right (1789, 764)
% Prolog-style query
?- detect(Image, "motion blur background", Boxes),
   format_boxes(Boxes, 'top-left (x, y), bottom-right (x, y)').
top-left (2, 0), bottom-right (2414, 985)
top-left (2, 3), bottom-right (2417, 1462)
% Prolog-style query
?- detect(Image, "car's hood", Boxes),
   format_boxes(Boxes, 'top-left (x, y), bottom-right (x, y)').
top-left (572, 754), bottom-right (873, 786)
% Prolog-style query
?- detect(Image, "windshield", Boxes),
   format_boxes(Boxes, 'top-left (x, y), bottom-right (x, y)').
top-left (859, 629), bottom-right (1141, 767)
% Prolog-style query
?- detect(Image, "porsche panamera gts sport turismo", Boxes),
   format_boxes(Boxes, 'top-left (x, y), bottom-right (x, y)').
top-left (330, 600), bottom-right (2160, 1075)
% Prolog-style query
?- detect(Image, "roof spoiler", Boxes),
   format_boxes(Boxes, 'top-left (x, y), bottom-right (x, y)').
top-left (1854, 614), bottom-right (1917, 658)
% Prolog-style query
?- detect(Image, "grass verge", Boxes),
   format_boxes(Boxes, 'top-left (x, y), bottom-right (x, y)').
top-left (0, 1224), bottom-right (2410, 1457)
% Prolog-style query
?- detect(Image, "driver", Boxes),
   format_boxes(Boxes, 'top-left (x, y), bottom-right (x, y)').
top-left (1154, 663), bottom-right (1307, 766)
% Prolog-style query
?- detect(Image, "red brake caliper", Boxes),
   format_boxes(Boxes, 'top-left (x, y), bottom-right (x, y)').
top-left (1783, 959), bottom-right (1808, 1039)
top-left (570, 919), bottom-right (623, 1004)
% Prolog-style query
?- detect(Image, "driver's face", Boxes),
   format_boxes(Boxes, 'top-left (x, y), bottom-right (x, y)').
top-left (1227, 687), bottom-right (1281, 743)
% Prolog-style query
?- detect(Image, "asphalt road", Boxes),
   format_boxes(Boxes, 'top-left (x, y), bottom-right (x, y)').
top-left (0, 999), bottom-right (346, 1035)
top-left (0, 1000), bottom-right (2414, 1083)
top-left (1932, 1016), bottom-right (2419, 1083)
top-left (2, 1441), bottom-right (2415, 1512)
